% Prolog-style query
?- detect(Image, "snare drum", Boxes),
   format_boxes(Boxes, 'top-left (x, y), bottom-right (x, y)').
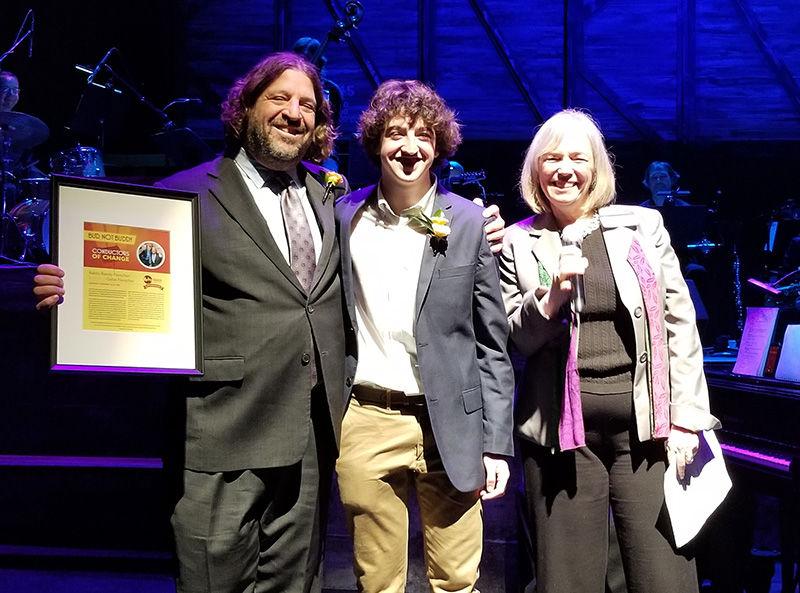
top-left (50, 144), bottom-right (105, 177)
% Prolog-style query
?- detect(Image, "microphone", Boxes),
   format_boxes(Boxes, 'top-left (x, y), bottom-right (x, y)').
top-left (28, 11), bottom-right (34, 58)
top-left (87, 48), bottom-right (115, 85)
top-left (560, 236), bottom-right (585, 313)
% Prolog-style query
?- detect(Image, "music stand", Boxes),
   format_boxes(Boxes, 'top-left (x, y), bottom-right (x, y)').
top-left (658, 205), bottom-right (713, 247)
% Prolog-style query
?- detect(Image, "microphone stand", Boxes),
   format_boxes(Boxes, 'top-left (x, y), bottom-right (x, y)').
top-left (100, 65), bottom-right (172, 129)
top-left (77, 59), bottom-right (212, 168)
top-left (0, 126), bottom-right (13, 260)
top-left (0, 10), bottom-right (34, 66)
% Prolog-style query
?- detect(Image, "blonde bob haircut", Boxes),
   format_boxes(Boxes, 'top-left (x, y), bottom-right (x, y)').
top-left (519, 109), bottom-right (616, 214)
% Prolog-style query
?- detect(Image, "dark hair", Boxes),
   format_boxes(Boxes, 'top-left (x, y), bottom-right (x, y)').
top-left (642, 160), bottom-right (680, 189)
top-left (220, 52), bottom-right (336, 162)
top-left (357, 80), bottom-right (462, 168)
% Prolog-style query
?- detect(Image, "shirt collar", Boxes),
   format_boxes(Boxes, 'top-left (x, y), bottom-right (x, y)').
top-left (235, 148), bottom-right (301, 189)
top-left (375, 175), bottom-right (438, 224)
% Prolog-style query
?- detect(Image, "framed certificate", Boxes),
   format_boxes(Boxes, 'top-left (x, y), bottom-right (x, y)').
top-left (50, 175), bottom-right (203, 374)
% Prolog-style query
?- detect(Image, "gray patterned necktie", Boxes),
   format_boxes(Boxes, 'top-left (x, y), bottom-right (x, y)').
top-left (271, 171), bottom-right (317, 293)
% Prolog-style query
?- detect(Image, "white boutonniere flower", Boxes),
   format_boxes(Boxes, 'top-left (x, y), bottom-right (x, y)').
top-left (409, 208), bottom-right (451, 239)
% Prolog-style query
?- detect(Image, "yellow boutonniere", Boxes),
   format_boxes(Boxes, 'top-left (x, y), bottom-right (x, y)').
top-left (324, 171), bottom-right (343, 186)
top-left (322, 171), bottom-right (345, 203)
top-left (429, 210), bottom-right (451, 238)
top-left (408, 208), bottom-right (451, 239)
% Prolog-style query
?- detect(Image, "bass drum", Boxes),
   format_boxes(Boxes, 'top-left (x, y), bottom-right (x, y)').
top-left (6, 177), bottom-right (51, 262)
top-left (18, 176), bottom-right (51, 201)
top-left (50, 144), bottom-right (105, 177)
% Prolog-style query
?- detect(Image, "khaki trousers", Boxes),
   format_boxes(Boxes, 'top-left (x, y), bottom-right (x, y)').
top-left (336, 398), bottom-right (483, 593)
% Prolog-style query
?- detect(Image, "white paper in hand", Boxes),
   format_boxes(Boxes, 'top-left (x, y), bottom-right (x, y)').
top-left (663, 430), bottom-right (732, 548)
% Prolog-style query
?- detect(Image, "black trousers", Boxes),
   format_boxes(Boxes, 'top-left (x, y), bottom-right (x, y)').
top-left (520, 391), bottom-right (698, 593)
top-left (171, 393), bottom-right (336, 593)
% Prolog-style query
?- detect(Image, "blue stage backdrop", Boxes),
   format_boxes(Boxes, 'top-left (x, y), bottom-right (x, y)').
top-left (3, 0), bottom-right (799, 144)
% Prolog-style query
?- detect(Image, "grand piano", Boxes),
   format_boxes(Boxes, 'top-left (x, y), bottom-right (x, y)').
top-left (704, 365), bottom-right (800, 593)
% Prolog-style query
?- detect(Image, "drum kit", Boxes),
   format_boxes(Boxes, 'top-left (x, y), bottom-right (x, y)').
top-left (0, 110), bottom-right (104, 263)
top-left (0, 8), bottom-right (215, 264)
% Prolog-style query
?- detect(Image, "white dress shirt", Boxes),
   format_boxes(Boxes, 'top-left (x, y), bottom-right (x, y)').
top-left (234, 148), bottom-right (322, 265)
top-left (350, 180), bottom-right (438, 395)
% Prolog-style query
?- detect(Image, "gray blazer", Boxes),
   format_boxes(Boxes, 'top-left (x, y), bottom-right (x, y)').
top-left (159, 157), bottom-right (354, 472)
top-left (336, 185), bottom-right (514, 492)
top-left (499, 204), bottom-right (719, 449)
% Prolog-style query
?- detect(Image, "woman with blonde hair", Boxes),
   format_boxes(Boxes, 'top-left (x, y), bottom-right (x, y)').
top-left (500, 109), bottom-right (718, 593)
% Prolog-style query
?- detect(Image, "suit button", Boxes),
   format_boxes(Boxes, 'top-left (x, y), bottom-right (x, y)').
top-left (639, 352), bottom-right (648, 363)
top-left (307, 305), bottom-right (315, 314)
top-left (634, 306), bottom-right (643, 318)
top-left (301, 353), bottom-right (311, 365)
top-left (345, 377), bottom-right (353, 387)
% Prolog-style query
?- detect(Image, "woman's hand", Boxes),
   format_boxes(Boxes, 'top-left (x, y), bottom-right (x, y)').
top-left (541, 246), bottom-right (587, 319)
top-left (666, 425), bottom-right (700, 480)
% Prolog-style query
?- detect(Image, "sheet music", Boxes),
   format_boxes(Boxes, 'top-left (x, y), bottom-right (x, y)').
top-left (775, 324), bottom-right (800, 382)
top-left (732, 307), bottom-right (779, 376)
top-left (664, 430), bottom-right (732, 548)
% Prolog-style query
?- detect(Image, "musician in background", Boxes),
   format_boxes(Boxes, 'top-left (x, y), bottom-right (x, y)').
top-left (293, 38), bottom-right (342, 124)
top-left (0, 71), bottom-right (20, 112)
top-left (640, 160), bottom-right (716, 338)
top-left (0, 71), bottom-right (45, 206)
top-left (640, 161), bottom-right (690, 207)
top-left (291, 38), bottom-right (343, 172)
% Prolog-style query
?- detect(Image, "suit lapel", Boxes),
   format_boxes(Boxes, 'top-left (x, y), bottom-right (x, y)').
top-left (599, 207), bottom-right (641, 310)
top-left (209, 159), bottom-right (304, 293)
top-left (208, 159), bottom-right (305, 293)
top-left (337, 186), bottom-right (372, 276)
top-left (302, 165), bottom-right (336, 296)
top-left (415, 186), bottom-right (453, 321)
top-left (336, 186), bottom-right (374, 321)
top-left (599, 206), bottom-right (636, 273)
top-left (529, 212), bottom-right (561, 284)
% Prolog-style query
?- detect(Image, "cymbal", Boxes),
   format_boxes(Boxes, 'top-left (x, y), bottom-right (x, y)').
top-left (0, 111), bottom-right (49, 151)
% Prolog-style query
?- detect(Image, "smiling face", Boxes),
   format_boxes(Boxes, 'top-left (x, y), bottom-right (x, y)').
top-left (0, 73), bottom-right (19, 112)
top-left (245, 68), bottom-right (316, 170)
top-left (379, 116), bottom-right (437, 188)
top-left (537, 124), bottom-right (594, 225)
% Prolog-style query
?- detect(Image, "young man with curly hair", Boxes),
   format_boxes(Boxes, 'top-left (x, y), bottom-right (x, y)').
top-left (334, 80), bottom-right (514, 593)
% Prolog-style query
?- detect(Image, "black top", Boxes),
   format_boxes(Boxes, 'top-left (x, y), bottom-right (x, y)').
top-left (577, 228), bottom-right (636, 394)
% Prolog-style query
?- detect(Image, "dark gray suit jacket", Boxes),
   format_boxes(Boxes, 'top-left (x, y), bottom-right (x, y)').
top-left (336, 184), bottom-right (514, 492)
top-left (159, 156), bottom-right (354, 472)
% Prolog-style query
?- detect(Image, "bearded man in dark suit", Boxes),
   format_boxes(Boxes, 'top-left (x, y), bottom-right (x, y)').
top-left (35, 52), bottom-right (354, 593)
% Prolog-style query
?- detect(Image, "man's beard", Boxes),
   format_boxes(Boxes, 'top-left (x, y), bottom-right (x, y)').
top-left (245, 120), bottom-right (312, 168)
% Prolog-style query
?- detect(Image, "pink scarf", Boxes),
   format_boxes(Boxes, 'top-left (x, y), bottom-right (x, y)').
top-left (557, 237), bottom-right (671, 451)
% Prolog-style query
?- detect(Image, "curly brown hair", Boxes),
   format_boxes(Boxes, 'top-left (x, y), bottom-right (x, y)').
top-left (357, 80), bottom-right (462, 168)
top-left (220, 52), bottom-right (336, 162)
